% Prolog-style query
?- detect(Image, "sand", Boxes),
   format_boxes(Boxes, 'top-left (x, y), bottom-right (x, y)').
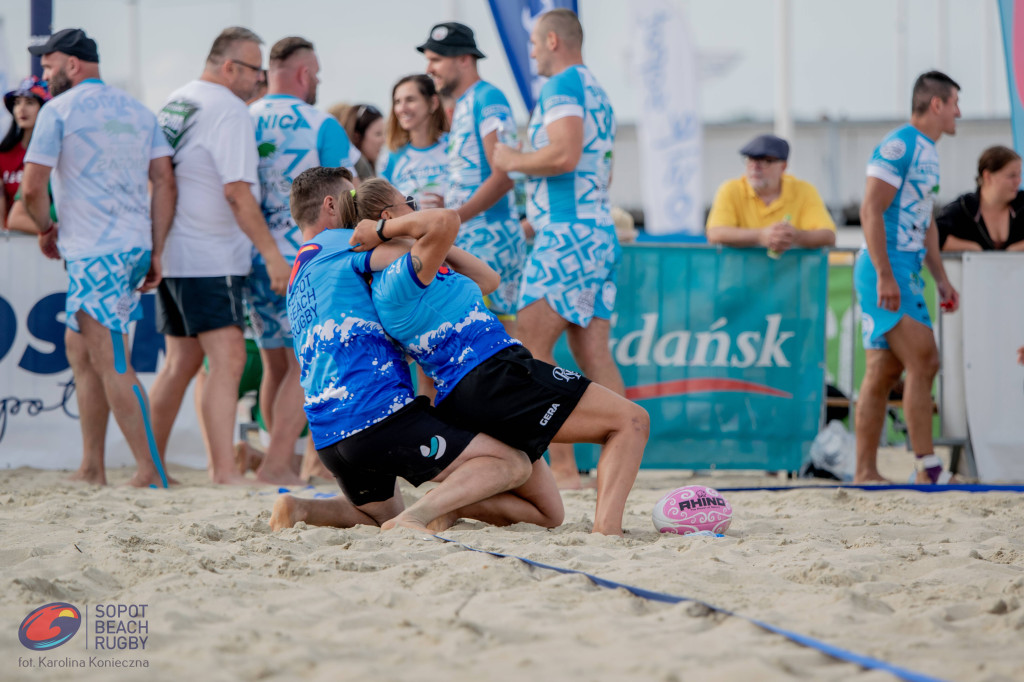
top-left (2, 449), bottom-right (1022, 682)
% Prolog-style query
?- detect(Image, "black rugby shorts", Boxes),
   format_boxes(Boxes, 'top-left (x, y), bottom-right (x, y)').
top-left (317, 396), bottom-right (476, 506)
top-left (435, 345), bottom-right (591, 462)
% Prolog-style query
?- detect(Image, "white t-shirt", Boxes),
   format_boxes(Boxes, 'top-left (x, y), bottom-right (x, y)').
top-left (25, 79), bottom-right (171, 260)
top-left (157, 80), bottom-right (259, 277)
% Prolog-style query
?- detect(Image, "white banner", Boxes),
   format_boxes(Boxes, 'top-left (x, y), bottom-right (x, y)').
top-left (0, 19), bottom-right (11, 136)
top-left (0, 235), bottom-right (206, 470)
top-left (632, 0), bottom-right (702, 236)
top-left (962, 253), bottom-right (1024, 482)
top-left (937, 257), bottom-right (967, 440)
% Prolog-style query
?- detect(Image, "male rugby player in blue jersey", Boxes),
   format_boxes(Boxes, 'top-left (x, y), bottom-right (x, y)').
top-left (347, 178), bottom-right (648, 536)
top-left (418, 22), bottom-right (525, 335)
top-left (492, 9), bottom-right (624, 490)
top-left (271, 167), bottom-right (538, 533)
top-left (853, 71), bottom-right (961, 484)
top-left (22, 29), bottom-right (177, 487)
top-left (244, 36), bottom-right (359, 484)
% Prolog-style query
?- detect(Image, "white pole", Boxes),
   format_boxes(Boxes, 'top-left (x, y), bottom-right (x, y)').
top-left (937, 0), bottom-right (948, 71)
top-left (896, 0), bottom-right (908, 115)
top-left (239, 0), bottom-right (252, 26)
top-left (127, 0), bottom-right (142, 99)
top-left (984, 0), bottom-right (996, 116)
top-left (774, 0), bottom-right (793, 142)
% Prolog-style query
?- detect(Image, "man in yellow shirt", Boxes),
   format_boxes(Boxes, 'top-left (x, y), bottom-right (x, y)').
top-left (706, 134), bottom-right (836, 252)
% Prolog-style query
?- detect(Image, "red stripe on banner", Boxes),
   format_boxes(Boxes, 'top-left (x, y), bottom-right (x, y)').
top-left (625, 378), bottom-right (792, 401)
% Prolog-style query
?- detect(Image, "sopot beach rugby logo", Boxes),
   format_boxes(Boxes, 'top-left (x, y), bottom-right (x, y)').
top-left (19, 603), bottom-right (82, 651)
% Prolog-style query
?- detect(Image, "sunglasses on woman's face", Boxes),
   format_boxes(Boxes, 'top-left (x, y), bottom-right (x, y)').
top-left (382, 195), bottom-right (419, 216)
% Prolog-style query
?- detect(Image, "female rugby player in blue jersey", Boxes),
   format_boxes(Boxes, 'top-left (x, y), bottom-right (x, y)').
top-left (348, 179), bottom-right (648, 535)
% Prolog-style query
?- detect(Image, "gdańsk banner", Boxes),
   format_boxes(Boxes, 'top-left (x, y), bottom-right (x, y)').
top-left (632, 0), bottom-right (702, 236)
top-left (556, 246), bottom-right (828, 472)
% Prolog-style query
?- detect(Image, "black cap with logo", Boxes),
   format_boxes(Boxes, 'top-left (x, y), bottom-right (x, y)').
top-left (28, 28), bottom-right (100, 63)
top-left (417, 22), bottom-right (486, 59)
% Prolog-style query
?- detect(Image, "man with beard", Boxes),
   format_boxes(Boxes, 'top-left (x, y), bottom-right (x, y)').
top-left (418, 22), bottom-right (525, 336)
top-left (491, 9), bottom-right (626, 489)
top-left (239, 36), bottom-right (359, 484)
top-left (149, 27), bottom-right (289, 484)
top-left (20, 28), bottom-right (177, 486)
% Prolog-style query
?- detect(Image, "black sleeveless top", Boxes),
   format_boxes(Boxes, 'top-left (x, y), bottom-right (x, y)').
top-left (936, 190), bottom-right (1024, 250)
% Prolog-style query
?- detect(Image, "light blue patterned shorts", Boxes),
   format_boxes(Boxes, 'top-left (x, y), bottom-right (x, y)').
top-left (244, 260), bottom-right (292, 349)
top-left (854, 250), bottom-right (931, 351)
top-left (454, 216), bottom-right (526, 318)
top-left (65, 248), bottom-right (150, 334)
top-left (519, 221), bottom-right (620, 327)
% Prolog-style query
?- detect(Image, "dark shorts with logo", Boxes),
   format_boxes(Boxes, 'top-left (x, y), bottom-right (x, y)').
top-left (316, 396), bottom-right (476, 506)
top-left (156, 275), bottom-right (246, 338)
top-left (435, 345), bottom-right (591, 462)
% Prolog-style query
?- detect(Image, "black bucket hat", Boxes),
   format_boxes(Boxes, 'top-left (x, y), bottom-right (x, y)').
top-left (416, 22), bottom-right (486, 59)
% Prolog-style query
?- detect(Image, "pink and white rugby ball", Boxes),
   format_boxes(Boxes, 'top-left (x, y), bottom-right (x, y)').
top-left (652, 485), bottom-right (732, 535)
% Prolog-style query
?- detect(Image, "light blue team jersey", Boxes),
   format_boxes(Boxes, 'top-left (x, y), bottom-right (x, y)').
top-left (526, 65), bottom-right (615, 229)
top-left (372, 253), bottom-right (519, 404)
top-left (287, 228), bottom-right (414, 448)
top-left (445, 81), bottom-right (516, 223)
top-left (25, 79), bottom-right (172, 260)
top-left (864, 124), bottom-right (941, 272)
top-left (250, 95), bottom-right (358, 260)
top-left (378, 135), bottom-right (449, 206)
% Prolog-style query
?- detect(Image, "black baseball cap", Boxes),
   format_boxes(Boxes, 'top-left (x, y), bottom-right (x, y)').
top-left (28, 28), bottom-right (99, 63)
top-left (417, 22), bottom-right (486, 59)
top-left (740, 134), bottom-right (789, 161)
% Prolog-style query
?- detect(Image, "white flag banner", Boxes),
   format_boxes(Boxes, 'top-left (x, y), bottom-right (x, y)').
top-left (632, 0), bottom-right (702, 236)
top-left (0, 19), bottom-right (12, 135)
top-left (962, 253), bottom-right (1024, 482)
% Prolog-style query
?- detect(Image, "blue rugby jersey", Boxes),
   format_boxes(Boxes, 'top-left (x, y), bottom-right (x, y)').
top-left (25, 79), bottom-right (172, 259)
top-left (863, 124), bottom-right (941, 273)
top-left (371, 253), bottom-right (519, 403)
top-left (525, 65), bottom-right (615, 229)
top-left (445, 81), bottom-right (516, 223)
top-left (250, 95), bottom-right (358, 260)
top-left (378, 135), bottom-right (449, 207)
top-left (287, 228), bottom-right (414, 448)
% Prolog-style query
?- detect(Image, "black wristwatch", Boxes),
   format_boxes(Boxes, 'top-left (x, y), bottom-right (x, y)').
top-left (376, 218), bottom-right (390, 242)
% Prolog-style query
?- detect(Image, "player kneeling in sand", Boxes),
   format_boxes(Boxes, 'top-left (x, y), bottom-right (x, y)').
top-left (349, 179), bottom-right (648, 535)
top-left (273, 167), bottom-right (536, 533)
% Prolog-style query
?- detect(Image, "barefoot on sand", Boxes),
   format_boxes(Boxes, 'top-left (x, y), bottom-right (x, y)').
top-left (426, 511), bottom-right (460, 533)
top-left (256, 465), bottom-right (304, 486)
top-left (235, 441), bottom-right (263, 475)
top-left (381, 514), bottom-right (432, 534)
top-left (210, 471), bottom-right (257, 486)
top-left (270, 494), bottom-right (306, 531)
top-left (299, 445), bottom-right (332, 483)
top-left (69, 468), bottom-right (106, 486)
top-left (853, 475), bottom-right (892, 484)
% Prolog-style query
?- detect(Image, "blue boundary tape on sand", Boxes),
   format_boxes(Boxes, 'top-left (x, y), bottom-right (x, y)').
top-left (713, 483), bottom-right (1024, 493)
top-left (434, 535), bottom-right (948, 682)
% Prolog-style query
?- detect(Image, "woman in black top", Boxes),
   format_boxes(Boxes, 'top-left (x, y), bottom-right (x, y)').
top-left (937, 145), bottom-right (1024, 251)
